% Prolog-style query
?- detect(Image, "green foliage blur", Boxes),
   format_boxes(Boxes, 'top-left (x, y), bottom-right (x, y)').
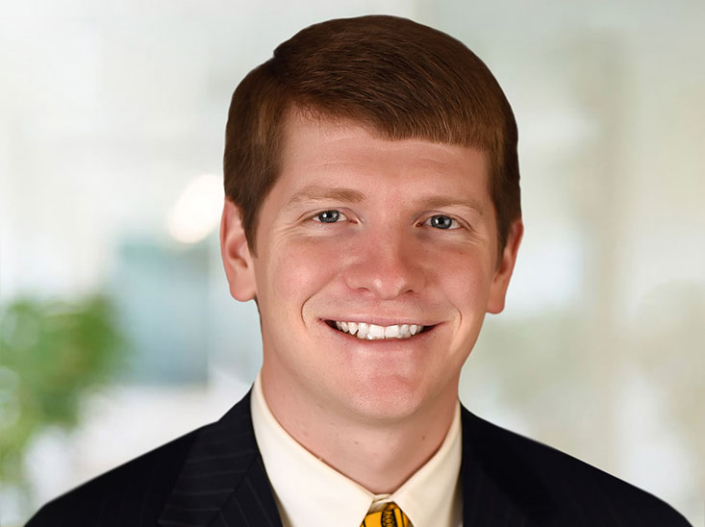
top-left (0, 294), bottom-right (127, 493)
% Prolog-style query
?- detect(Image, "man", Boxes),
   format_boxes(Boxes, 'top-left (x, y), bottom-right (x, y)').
top-left (28, 15), bottom-right (690, 527)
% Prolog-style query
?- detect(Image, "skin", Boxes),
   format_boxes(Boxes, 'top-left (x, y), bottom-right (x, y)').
top-left (220, 112), bottom-right (523, 493)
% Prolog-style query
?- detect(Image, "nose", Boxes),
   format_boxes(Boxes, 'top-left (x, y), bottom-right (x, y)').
top-left (343, 228), bottom-right (426, 300)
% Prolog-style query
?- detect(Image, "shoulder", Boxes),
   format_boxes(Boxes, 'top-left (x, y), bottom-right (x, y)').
top-left (25, 393), bottom-right (256, 527)
top-left (462, 407), bottom-right (692, 526)
top-left (25, 426), bottom-right (202, 526)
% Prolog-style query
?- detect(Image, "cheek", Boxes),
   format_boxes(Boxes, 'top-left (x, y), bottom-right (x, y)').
top-left (266, 236), bottom-right (344, 306)
top-left (426, 245), bottom-right (494, 310)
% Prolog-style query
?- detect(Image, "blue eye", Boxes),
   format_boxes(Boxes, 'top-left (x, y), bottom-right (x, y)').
top-left (313, 210), bottom-right (347, 223)
top-left (424, 215), bottom-right (459, 230)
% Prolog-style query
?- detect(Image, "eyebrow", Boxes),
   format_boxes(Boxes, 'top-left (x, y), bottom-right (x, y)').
top-left (285, 185), bottom-right (366, 207)
top-left (419, 196), bottom-right (484, 216)
top-left (285, 185), bottom-right (484, 216)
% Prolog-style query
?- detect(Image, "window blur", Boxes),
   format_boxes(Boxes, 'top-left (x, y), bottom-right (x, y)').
top-left (1, 1), bottom-right (703, 524)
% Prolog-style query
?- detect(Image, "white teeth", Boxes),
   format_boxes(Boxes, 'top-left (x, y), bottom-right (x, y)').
top-left (384, 325), bottom-right (399, 338)
top-left (368, 324), bottom-right (385, 339)
top-left (331, 321), bottom-right (427, 340)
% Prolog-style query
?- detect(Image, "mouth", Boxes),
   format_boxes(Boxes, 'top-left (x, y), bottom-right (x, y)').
top-left (324, 319), bottom-right (436, 341)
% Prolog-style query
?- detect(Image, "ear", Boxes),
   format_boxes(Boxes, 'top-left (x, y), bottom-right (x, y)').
top-left (487, 218), bottom-right (524, 314)
top-left (220, 199), bottom-right (257, 302)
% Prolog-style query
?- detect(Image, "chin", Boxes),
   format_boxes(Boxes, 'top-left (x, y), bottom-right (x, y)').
top-left (337, 377), bottom-right (433, 424)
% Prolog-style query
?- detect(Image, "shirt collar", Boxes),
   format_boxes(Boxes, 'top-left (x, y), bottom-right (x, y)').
top-left (251, 372), bottom-right (462, 527)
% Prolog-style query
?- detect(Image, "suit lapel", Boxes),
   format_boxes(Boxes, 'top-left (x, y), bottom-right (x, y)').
top-left (158, 393), bottom-right (555, 527)
top-left (460, 407), bottom-right (555, 526)
top-left (157, 391), bottom-right (282, 527)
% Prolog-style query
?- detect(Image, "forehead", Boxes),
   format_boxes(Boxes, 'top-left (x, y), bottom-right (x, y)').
top-left (276, 112), bottom-right (489, 198)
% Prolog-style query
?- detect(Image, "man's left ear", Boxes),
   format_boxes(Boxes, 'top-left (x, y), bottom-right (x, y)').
top-left (220, 199), bottom-right (257, 302)
top-left (487, 218), bottom-right (524, 314)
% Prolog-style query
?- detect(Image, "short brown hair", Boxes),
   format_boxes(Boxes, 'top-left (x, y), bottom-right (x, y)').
top-left (224, 15), bottom-right (520, 257)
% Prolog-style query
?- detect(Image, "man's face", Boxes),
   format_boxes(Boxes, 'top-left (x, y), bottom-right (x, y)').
top-left (222, 114), bottom-right (522, 423)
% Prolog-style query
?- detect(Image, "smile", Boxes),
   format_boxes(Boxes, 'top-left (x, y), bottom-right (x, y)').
top-left (326, 320), bottom-right (432, 340)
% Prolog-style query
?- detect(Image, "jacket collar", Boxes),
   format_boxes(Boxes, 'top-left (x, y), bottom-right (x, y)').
top-left (157, 391), bottom-right (282, 527)
top-left (158, 393), bottom-right (555, 527)
top-left (460, 407), bottom-right (556, 526)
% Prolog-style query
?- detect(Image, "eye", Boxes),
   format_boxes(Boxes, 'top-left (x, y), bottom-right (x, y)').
top-left (312, 210), bottom-right (348, 224)
top-left (424, 215), bottom-right (460, 230)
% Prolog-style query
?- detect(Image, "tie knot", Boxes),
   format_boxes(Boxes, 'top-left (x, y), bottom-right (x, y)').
top-left (361, 502), bottom-right (410, 527)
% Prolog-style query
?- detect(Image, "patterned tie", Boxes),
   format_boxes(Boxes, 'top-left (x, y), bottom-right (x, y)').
top-left (360, 502), bottom-right (410, 527)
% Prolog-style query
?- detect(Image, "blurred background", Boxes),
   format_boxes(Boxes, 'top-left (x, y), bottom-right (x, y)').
top-left (1, 0), bottom-right (703, 524)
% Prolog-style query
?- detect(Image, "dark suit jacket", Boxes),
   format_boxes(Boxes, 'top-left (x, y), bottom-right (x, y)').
top-left (26, 391), bottom-right (691, 526)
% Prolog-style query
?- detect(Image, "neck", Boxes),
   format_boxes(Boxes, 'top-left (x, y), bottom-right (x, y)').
top-left (260, 367), bottom-right (458, 494)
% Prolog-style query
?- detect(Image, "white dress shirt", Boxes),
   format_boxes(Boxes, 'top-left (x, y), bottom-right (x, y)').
top-left (251, 372), bottom-right (463, 527)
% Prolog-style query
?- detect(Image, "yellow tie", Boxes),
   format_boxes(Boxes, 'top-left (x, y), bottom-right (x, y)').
top-left (360, 502), bottom-right (410, 527)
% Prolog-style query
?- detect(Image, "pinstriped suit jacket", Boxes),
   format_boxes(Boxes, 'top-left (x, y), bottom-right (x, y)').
top-left (26, 391), bottom-right (691, 527)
